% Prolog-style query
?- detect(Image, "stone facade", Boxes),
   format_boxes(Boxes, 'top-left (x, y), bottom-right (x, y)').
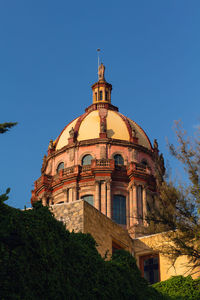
top-left (52, 200), bottom-right (133, 258)
top-left (52, 200), bottom-right (84, 233)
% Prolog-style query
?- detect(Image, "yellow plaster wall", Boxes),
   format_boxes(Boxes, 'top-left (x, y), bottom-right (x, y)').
top-left (56, 118), bottom-right (78, 150)
top-left (133, 233), bottom-right (200, 280)
top-left (78, 110), bottom-right (100, 141)
top-left (107, 111), bottom-right (130, 141)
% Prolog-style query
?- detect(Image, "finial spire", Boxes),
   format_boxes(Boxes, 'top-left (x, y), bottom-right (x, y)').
top-left (97, 48), bottom-right (100, 70)
top-left (97, 48), bottom-right (103, 80)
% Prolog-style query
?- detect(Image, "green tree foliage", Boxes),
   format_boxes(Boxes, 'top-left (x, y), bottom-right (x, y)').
top-left (153, 275), bottom-right (200, 300)
top-left (0, 199), bottom-right (164, 299)
top-left (147, 121), bottom-right (200, 270)
top-left (0, 122), bottom-right (17, 134)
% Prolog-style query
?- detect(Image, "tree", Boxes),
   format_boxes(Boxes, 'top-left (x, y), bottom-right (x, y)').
top-left (0, 122), bottom-right (17, 134)
top-left (0, 122), bottom-right (17, 203)
top-left (146, 121), bottom-right (200, 272)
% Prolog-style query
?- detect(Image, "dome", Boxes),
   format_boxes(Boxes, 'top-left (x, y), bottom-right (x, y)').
top-left (32, 63), bottom-right (158, 236)
top-left (55, 109), bottom-right (152, 151)
top-left (53, 63), bottom-right (152, 152)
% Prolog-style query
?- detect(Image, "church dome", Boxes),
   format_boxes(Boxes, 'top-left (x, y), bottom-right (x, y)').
top-left (54, 63), bottom-right (152, 151)
top-left (55, 109), bottom-right (152, 151)
top-left (32, 63), bottom-right (158, 235)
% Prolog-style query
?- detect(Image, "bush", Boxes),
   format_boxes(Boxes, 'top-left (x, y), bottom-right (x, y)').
top-left (153, 275), bottom-right (200, 300)
top-left (0, 201), bottom-right (164, 299)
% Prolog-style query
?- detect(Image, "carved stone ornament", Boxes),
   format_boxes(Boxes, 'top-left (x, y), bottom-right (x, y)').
top-left (98, 63), bottom-right (105, 81)
top-left (69, 127), bottom-right (75, 138)
top-left (153, 139), bottom-right (158, 150)
top-left (129, 121), bottom-right (137, 138)
top-left (48, 139), bottom-right (54, 149)
top-left (132, 128), bottom-right (137, 137)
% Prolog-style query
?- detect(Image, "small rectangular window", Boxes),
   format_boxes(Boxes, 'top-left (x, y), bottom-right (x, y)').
top-left (139, 254), bottom-right (160, 284)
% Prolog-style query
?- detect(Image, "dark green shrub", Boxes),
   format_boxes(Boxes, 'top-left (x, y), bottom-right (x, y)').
top-left (0, 201), bottom-right (164, 299)
top-left (153, 275), bottom-right (200, 300)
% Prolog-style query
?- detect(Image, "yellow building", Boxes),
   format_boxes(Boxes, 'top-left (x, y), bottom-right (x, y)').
top-left (32, 64), bottom-right (199, 284)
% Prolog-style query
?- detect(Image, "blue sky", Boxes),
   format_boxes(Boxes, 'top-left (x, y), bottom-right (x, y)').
top-left (1, 0), bottom-right (200, 208)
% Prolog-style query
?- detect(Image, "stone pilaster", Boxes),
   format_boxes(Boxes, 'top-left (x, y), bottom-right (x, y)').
top-left (95, 180), bottom-right (100, 210)
top-left (68, 188), bottom-right (73, 202)
top-left (106, 179), bottom-right (111, 218)
top-left (101, 181), bottom-right (106, 215)
top-left (142, 187), bottom-right (148, 226)
top-left (133, 184), bottom-right (138, 225)
top-left (129, 186), bottom-right (133, 227)
top-left (63, 189), bottom-right (68, 203)
top-left (73, 186), bottom-right (77, 202)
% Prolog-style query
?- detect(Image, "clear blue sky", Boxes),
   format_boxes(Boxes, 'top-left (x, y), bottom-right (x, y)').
top-left (1, 0), bottom-right (200, 208)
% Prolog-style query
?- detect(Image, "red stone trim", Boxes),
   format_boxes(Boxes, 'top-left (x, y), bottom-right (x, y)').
top-left (74, 110), bottom-right (91, 137)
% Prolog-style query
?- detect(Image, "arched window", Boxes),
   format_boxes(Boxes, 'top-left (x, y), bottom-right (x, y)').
top-left (141, 159), bottom-right (148, 167)
top-left (81, 195), bottom-right (94, 206)
top-left (113, 195), bottom-right (126, 225)
top-left (114, 154), bottom-right (124, 166)
top-left (99, 90), bottom-right (103, 100)
top-left (82, 154), bottom-right (93, 166)
top-left (105, 91), bottom-right (108, 101)
top-left (57, 162), bottom-right (64, 173)
top-left (137, 185), bottom-right (143, 221)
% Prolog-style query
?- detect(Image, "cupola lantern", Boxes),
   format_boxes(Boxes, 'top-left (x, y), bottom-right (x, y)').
top-left (92, 63), bottom-right (112, 104)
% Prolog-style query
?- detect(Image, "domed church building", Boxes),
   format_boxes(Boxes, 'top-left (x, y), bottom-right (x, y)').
top-left (31, 64), bottom-right (197, 283)
top-left (32, 64), bottom-right (158, 237)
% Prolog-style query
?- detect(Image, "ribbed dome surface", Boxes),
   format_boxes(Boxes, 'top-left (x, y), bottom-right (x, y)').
top-left (55, 108), bottom-right (152, 151)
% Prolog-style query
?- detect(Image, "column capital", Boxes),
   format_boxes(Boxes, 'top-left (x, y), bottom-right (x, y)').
top-left (105, 178), bottom-right (112, 184)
